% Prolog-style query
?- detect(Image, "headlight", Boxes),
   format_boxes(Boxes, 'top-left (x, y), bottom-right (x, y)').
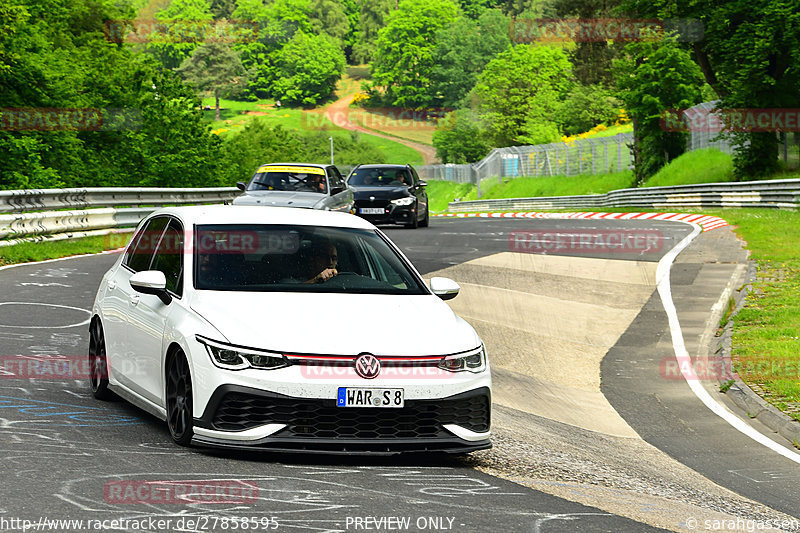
top-left (438, 346), bottom-right (486, 373)
top-left (196, 336), bottom-right (288, 370)
top-left (390, 197), bottom-right (415, 206)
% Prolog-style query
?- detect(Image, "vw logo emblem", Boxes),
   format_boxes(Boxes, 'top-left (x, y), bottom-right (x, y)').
top-left (354, 353), bottom-right (381, 379)
top-left (369, 196), bottom-right (375, 201)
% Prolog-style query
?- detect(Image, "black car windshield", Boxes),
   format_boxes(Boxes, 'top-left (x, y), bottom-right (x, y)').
top-left (349, 168), bottom-right (410, 187)
top-left (248, 166), bottom-right (327, 194)
top-left (194, 224), bottom-right (428, 294)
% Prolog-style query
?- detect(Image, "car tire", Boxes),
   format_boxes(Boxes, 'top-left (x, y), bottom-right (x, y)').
top-left (419, 206), bottom-right (429, 227)
top-left (405, 202), bottom-right (420, 229)
top-left (89, 319), bottom-right (113, 400)
top-left (166, 350), bottom-right (194, 447)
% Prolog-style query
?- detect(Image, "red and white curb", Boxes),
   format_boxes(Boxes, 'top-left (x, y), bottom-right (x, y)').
top-left (433, 211), bottom-right (729, 232)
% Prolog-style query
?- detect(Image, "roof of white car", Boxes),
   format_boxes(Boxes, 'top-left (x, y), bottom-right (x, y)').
top-left (150, 205), bottom-right (376, 230)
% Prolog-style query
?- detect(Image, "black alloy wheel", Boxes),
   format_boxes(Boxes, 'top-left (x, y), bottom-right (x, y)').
top-left (166, 351), bottom-right (194, 446)
top-left (89, 320), bottom-right (113, 400)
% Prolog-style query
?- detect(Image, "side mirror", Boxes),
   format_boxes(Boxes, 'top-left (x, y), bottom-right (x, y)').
top-left (236, 182), bottom-right (247, 191)
top-left (330, 186), bottom-right (345, 196)
top-left (130, 270), bottom-right (172, 305)
top-left (418, 180), bottom-right (427, 187)
top-left (430, 277), bottom-right (460, 300)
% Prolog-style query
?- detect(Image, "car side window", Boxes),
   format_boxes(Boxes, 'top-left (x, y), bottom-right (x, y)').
top-left (409, 167), bottom-right (420, 186)
top-left (150, 219), bottom-right (184, 297)
top-left (327, 167), bottom-right (344, 191)
top-left (125, 217), bottom-right (169, 273)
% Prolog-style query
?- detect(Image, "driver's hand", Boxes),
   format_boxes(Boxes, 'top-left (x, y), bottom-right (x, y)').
top-left (314, 268), bottom-right (338, 283)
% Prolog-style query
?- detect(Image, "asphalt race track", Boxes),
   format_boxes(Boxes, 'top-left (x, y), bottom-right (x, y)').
top-left (0, 216), bottom-right (798, 533)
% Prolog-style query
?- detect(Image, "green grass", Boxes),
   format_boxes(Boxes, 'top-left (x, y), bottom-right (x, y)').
top-left (426, 180), bottom-right (478, 212)
top-left (202, 97), bottom-right (423, 166)
top-left (0, 234), bottom-right (131, 266)
top-left (641, 148), bottom-right (735, 188)
top-left (479, 171), bottom-right (635, 199)
top-left (710, 209), bottom-right (800, 418)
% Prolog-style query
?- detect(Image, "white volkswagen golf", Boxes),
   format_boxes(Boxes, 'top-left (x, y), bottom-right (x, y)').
top-left (90, 205), bottom-right (491, 454)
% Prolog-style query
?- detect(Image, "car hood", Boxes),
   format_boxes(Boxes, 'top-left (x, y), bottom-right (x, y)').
top-left (190, 291), bottom-right (480, 356)
top-left (233, 191), bottom-right (324, 209)
top-left (350, 186), bottom-right (410, 201)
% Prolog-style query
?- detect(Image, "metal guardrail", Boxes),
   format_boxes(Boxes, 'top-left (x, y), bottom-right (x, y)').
top-left (0, 187), bottom-right (240, 247)
top-left (447, 178), bottom-right (800, 212)
top-left (0, 187), bottom-right (239, 214)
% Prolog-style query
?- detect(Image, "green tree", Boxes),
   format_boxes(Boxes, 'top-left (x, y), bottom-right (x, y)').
top-left (271, 32), bottom-right (346, 106)
top-left (432, 109), bottom-right (491, 163)
top-left (340, 0), bottom-right (360, 60)
top-left (210, 0), bottom-right (236, 19)
top-left (176, 42), bottom-right (249, 121)
top-left (0, 0), bottom-right (221, 190)
top-left (473, 44), bottom-right (572, 146)
top-left (352, 0), bottom-right (393, 64)
top-left (309, 0), bottom-right (349, 47)
top-left (623, 0), bottom-right (800, 177)
top-left (457, 0), bottom-right (495, 18)
top-left (556, 83), bottom-right (622, 135)
top-left (430, 9), bottom-right (511, 108)
top-left (615, 35), bottom-right (704, 182)
top-left (370, 0), bottom-right (460, 107)
top-left (146, 0), bottom-right (214, 70)
top-left (552, 0), bottom-right (622, 86)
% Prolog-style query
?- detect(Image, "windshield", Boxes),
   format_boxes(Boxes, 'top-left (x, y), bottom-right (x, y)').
top-left (194, 224), bottom-right (428, 294)
top-left (248, 166), bottom-right (328, 194)
top-left (348, 168), bottom-right (410, 187)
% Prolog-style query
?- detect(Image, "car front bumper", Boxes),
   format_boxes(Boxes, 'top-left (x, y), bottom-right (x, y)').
top-left (191, 383), bottom-right (491, 455)
top-left (354, 203), bottom-right (415, 225)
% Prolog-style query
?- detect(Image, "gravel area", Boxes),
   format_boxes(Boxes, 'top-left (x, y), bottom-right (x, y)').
top-left (458, 405), bottom-right (800, 532)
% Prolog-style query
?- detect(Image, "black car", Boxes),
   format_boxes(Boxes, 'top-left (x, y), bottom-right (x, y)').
top-left (347, 164), bottom-right (429, 228)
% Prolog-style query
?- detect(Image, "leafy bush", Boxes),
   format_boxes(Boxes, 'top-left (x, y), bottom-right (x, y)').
top-left (432, 109), bottom-right (491, 163)
top-left (557, 84), bottom-right (622, 136)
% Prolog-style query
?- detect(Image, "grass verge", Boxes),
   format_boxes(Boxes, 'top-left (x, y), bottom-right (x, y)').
top-left (0, 234), bottom-right (130, 267)
top-left (712, 209), bottom-right (800, 421)
top-left (202, 97), bottom-right (423, 166)
top-left (641, 148), bottom-right (735, 188)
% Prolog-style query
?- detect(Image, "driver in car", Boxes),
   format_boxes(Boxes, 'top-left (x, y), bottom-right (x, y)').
top-left (304, 241), bottom-right (338, 284)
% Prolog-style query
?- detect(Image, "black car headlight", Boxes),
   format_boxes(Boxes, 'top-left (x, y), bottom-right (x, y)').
top-left (390, 197), bottom-right (415, 206)
top-left (196, 336), bottom-right (288, 370)
top-left (438, 346), bottom-right (486, 373)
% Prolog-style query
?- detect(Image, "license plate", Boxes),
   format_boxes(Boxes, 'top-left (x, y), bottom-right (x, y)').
top-left (337, 388), bottom-right (404, 408)
top-left (359, 208), bottom-right (384, 215)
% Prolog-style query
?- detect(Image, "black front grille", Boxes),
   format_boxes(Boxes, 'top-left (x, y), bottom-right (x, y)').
top-left (210, 389), bottom-right (490, 440)
top-left (354, 199), bottom-right (390, 209)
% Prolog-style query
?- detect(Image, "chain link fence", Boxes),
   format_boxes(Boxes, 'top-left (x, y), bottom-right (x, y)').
top-left (418, 101), bottom-right (799, 188)
top-left (418, 133), bottom-right (634, 185)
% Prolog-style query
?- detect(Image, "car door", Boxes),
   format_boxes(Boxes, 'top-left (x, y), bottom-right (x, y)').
top-left (327, 166), bottom-right (354, 212)
top-left (103, 216), bottom-right (168, 391)
top-left (125, 217), bottom-right (184, 404)
top-left (409, 166), bottom-right (428, 220)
